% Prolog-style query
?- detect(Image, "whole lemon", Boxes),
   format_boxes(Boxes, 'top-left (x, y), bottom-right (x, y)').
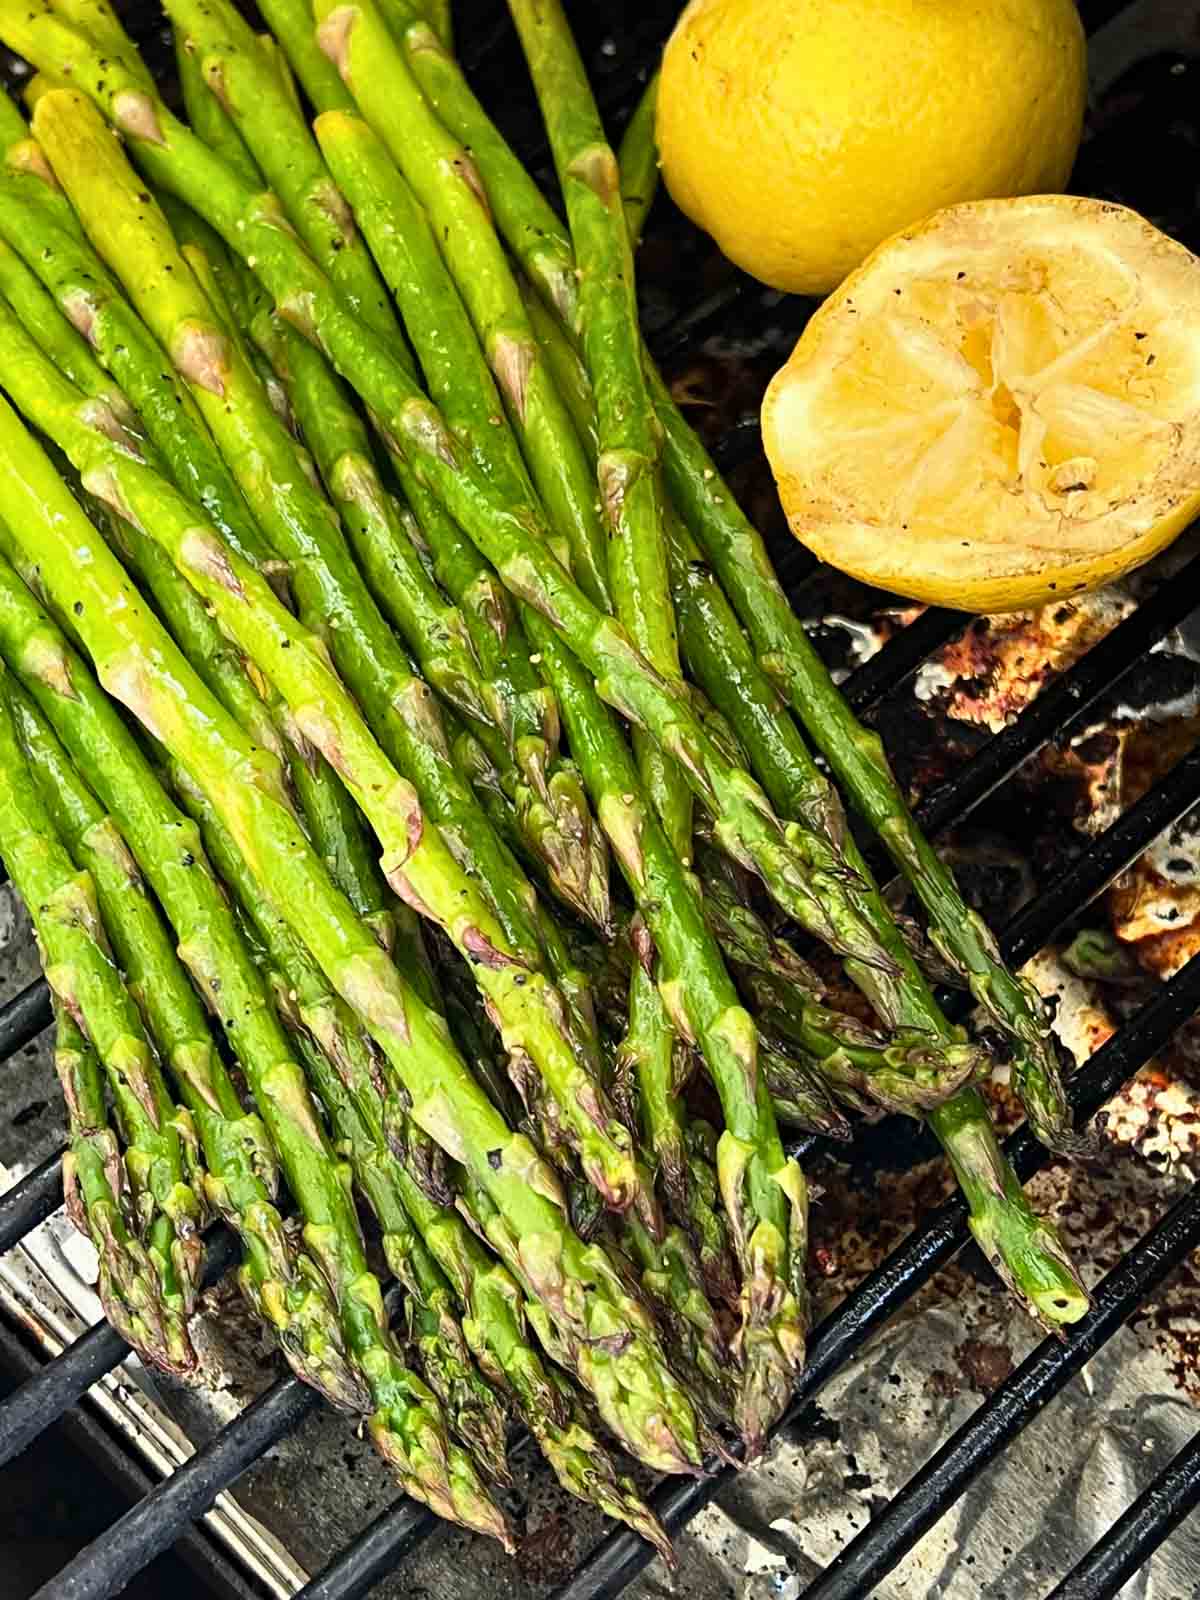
top-left (657, 0), bottom-right (1088, 296)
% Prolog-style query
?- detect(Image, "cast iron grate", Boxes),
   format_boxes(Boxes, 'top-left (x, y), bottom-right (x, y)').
top-left (2, 2), bottom-right (1200, 1598)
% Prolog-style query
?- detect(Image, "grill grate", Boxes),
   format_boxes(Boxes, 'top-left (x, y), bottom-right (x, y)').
top-left (2, 1), bottom-right (1200, 1597)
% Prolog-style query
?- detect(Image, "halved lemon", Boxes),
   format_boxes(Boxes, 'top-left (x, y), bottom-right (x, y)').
top-left (762, 196), bottom-right (1200, 612)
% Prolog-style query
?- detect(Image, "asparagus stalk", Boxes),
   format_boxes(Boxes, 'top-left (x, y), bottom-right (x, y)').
top-left (237, 862), bottom-right (671, 1550)
top-left (0, 663), bottom-right (203, 1371)
top-left (48, 0), bottom-right (151, 78)
top-left (758, 1045), bottom-right (853, 1140)
top-left (378, 0), bottom-right (453, 54)
top-left (617, 1211), bottom-right (733, 1430)
top-left (255, 0), bottom-right (356, 113)
top-left (255, 30), bottom-right (305, 120)
top-left (520, 277), bottom-right (598, 460)
top-left (388, 5), bottom-right (581, 342)
top-left (251, 316), bottom-right (485, 733)
top-left (0, 396), bottom-right (703, 1476)
top-left (532, 613), bottom-right (807, 1451)
top-left (13, 21), bottom-right (890, 1001)
top-left (174, 21), bottom-right (259, 187)
top-left (28, 86), bottom-right (639, 1220)
top-left (11, 680), bottom-right (364, 1407)
top-left (50, 995), bottom-right (192, 1371)
top-left (0, 89), bottom-right (28, 153)
top-left (616, 945), bottom-right (737, 1310)
top-left (518, 189), bottom-right (1088, 1324)
top-left (0, 534), bottom-right (510, 1536)
top-left (251, 304), bottom-right (611, 935)
top-left (220, 877), bottom-right (512, 1483)
top-left (301, 1033), bottom-right (512, 1480)
top-left (0, 237), bottom-right (130, 420)
top-left (313, 0), bottom-right (612, 612)
top-left (617, 72), bottom-right (660, 253)
top-left (0, 79), bottom-right (73, 227)
top-left (507, 5), bottom-right (697, 1251)
top-left (167, 0), bottom-right (400, 349)
top-left (508, 0), bottom-right (689, 849)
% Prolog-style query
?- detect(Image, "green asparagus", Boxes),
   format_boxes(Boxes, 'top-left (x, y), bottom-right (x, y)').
top-left (174, 21), bottom-right (259, 188)
top-left (617, 72), bottom-right (660, 253)
top-left (168, 0), bottom-right (400, 346)
top-left (5, 20), bottom-right (888, 985)
top-left (0, 237), bottom-right (130, 420)
top-left (0, 529), bottom-right (510, 1537)
top-left (532, 616), bottom-right (807, 1451)
top-left (507, 4), bottom-right (699, 1268)
top-left (759, 1045), bottom-right (853, 1140)
top-left (315, 0), bottom-right (612, 612)
top-left (315, 68), bottom-right (797, 1433)
top-left (50, 995), bottom-right (191, 1371)
top-left (0, 393), bottom-right (703, 1475)
top-left (251, 304), bottom-right (611, 935)
top-left (510, 0), bottom-right (689, 864)
top-left (11, 681), bottom-right (364, 1408)
top-left (239, 866), bottom-right (672, 1549)
top-left (519, 185), bottom-right (1089, 1324)
top-left (249, 1035), bottom-right (515, 1519)
top-left (27, 86), bottom-right (641, 1221)
top-left (0, 662), bottom-right (202, 1371)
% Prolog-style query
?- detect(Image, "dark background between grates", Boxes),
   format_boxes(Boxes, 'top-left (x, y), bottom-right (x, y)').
top-left (2, 1), bottom-right (1200, 1597)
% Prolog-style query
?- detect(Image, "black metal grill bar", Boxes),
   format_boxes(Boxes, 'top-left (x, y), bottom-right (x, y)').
top-left (0, 1148), bottom-right (62, 1254)
top-left (1044, 1429), bottom-right (1200, 1600)
top-left (800, 1180), bottom-right (1200, 1600)
top-left (844, 544), bottom-right (1200, 736)
top-left (972, 737), bottom-right (1200, 976)
top-left (0, 1316), bottom-right (268, 1600)
top-left (0, 1227), bottom-right (237, 1470)
top-left (841, 607), bottom-right (965, 715)
top-left (913, 553), bottom-right (1200, 838)
top-left (290, 1500), bottom-right (440, 1600)
top-left (0, 975), bottom-right (51, 1059)
top-left (28, 1373), bottom-right (319, 1600)
top-left (648, 279), bottom-right (748, 362)
top-left (547, 945), bottom-right (1200, 1600)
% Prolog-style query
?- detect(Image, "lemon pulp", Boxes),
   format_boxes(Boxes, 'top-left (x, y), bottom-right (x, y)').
top-left (762, 197), bottom-right (1200, 611)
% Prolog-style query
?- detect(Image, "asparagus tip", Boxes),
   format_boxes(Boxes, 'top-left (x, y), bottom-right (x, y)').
top-left (735, 1333), bottom-right (795, 1462)
top-left (447, 1444), bottom-right (518, 1551)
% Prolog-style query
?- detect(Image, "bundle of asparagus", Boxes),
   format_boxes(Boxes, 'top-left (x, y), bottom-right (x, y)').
top-left (0, 0), bottom-right (1090, 1556)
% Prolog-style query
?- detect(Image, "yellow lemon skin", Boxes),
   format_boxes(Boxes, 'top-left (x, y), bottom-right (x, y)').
top-left (657, 0), bottom-right (1088, 296)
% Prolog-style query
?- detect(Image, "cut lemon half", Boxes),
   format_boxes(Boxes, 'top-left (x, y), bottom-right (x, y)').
top-left (762, 196), bottom-right (1200, 612)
